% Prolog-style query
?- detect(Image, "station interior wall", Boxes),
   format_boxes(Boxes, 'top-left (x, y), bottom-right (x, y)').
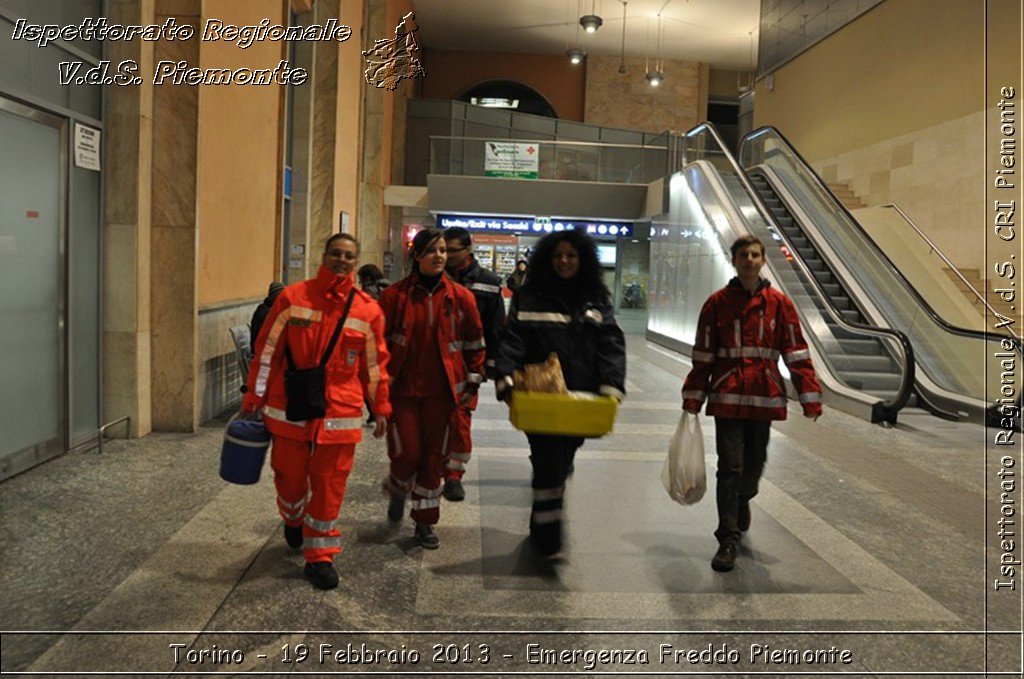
top-left (752, 0), bottom-right (1019, 272)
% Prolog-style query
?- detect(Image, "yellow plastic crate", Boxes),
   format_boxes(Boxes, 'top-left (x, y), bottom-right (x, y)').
top-left (509, 390), bottom-right (618, 438)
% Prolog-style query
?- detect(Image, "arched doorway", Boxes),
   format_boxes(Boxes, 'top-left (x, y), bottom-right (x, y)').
top-left (457, 80), bottom-right (557, 118)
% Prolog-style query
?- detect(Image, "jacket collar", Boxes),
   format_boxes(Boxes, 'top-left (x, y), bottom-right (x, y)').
top-left (316, 264), bottom-right (355, 301)
top-left (727, 276), bottom-right (770, 296)
top-left (449, 255), bottom-right (477, 282)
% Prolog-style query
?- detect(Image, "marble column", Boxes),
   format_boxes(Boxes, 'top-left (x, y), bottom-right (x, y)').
top-left (358, 0), bottom-right (388, 266)
top-left (149, 0), bottom-right (200, 432)
top-left (286, 12), bottom-right (314, 284)
top-left (307, 0), bottom-right (341, 269)
top-left (102, 0), bottom-right (155, 438)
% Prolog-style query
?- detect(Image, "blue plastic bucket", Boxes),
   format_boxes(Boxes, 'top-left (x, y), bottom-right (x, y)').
top-left (220, 417), bottom-right (271, 485)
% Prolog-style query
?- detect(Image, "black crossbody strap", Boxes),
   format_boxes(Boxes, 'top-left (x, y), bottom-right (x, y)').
top-left (285, 289), bottom-right (357, 371)
top-left (319, 289), bottom-right (356, 369)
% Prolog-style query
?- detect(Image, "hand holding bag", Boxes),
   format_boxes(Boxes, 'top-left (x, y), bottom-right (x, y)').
top-left (661, 411), bottom-right (706, 505)
top-left (283, 290), bottom-right (355, 421)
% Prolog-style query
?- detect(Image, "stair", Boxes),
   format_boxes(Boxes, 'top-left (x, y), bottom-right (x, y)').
top-left (937, 266), bottom-right (987, 309)
top-left (827, 182), bottom-right (865, 211)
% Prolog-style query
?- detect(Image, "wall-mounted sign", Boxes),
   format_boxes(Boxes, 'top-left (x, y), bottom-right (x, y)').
top-left (484, 141), bottom-right (539, 179)
top-left (73, 123), bottom-right (100, 171)
top-left (437, 214), bottom-right (633, 239)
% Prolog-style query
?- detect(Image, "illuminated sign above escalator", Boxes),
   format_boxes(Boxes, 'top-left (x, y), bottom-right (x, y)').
top-left (437, 214), bottom-right (632, 239)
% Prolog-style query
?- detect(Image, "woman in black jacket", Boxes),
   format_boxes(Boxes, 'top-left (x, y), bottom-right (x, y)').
top-left (494, 230), bottom-right (626, 556)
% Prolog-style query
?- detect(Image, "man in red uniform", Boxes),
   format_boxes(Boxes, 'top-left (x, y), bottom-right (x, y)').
top-left (243, 233), bottom-right (390, 590)
top-left (682, 235), bottom-right (822, 573)
top-left (441, 227), bottom-right (504, 502)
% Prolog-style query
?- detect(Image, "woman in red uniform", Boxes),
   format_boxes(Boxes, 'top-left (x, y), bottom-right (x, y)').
top-left (682, 235), bottom-right (822, 573)
top-left (379, 227), bottom-right (485, 549)
top-left (243, 233), bottom-right (391, 590)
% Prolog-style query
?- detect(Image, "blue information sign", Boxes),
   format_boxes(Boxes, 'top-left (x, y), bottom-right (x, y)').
top-left (437, 214), bottom-right (632, 239)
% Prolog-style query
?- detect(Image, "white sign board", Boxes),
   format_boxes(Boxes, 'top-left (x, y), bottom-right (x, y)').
top-left (74, 123), bottom-right (101, 171)
top-left (484, 141), bottom-right (539, 178)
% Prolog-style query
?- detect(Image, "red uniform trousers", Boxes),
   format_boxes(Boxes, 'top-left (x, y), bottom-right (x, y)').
top-left (270, 435), bottom-right (355, 564)
top-left (444, 397), bottom-right (475, 481)
top-left (386, 395), bottom-right (456, 525)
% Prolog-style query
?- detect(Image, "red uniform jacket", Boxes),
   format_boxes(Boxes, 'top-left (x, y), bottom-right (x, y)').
top-left (379, 274), bottom-right (485, 403)
top-left (682, 278), bottom-right (822, 420)
top-left (243, 266), bottom-right (391, 443)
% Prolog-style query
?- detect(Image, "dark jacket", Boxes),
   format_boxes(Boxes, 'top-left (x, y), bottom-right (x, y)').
top-left (249, 285), bottom-right (285, 354)
top-left (495, 284), bottom-right (626, 400)
top-left (448, 256), bottom-right (506, 380)
top-left (360, 278), bottom-right (390, 301)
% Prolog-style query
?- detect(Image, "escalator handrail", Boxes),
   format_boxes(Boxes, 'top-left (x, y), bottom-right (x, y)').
top-left (880, 202), bottom-right (1019, 340)
top-left (684, 122), bottom-right (916, 422)
top-left (740, 125), bottom-right (1020, 347)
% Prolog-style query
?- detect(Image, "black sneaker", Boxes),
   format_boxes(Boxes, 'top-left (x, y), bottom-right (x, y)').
top-left (738, 502), bottom-right (751, 532)
top-left (387, 493), bottom-right (405, 522)
top-left (442, 478), bottom-right (465, 502)
top-left (415, 523), bottom-right (440, 549)
top-left (284, 524), bottom-right (303, 549)
top-left (711, 542), bottom-right (738, 572)
top-left (304, 561), bottom-right (339, 590)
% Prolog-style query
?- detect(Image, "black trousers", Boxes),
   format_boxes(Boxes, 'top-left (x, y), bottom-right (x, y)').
top-left (526, 434), bottom-right (583, 553)
top-left (713, 417), bottom-right (771, 545)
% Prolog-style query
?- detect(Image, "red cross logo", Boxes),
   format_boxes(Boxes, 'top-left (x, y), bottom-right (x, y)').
top-left (526, 146), bottom-right (536, 154)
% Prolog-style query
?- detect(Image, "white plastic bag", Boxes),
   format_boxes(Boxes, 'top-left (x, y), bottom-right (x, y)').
top-left (661, 411), bottom-right (707, 505)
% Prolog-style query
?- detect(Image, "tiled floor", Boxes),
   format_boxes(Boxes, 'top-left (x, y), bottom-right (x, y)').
top-left (0, 315), bottom-right (1013, 676)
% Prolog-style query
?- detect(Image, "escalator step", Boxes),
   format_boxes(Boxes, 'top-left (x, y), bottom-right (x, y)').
top-left (797, 247), bottom-right (817, 259)
top-left (821, 283), bottom-right (842, 296)
top-left (840, 309), bottom-right (863, 323)
top-left (836, 371), bottom-right (904, 392)
top-left (831, 296), bottom-right (852, 310)
top-left (831, 354), bottom-right (898, 372)
top-left (812, 271), bottom-right (835, 285)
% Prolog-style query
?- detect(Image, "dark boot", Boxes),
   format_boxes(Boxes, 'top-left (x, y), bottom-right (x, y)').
top-left (304, 561), bottom-right (339, 590)
top-left (442, 477), bottom-right (465, 502)
top-left (387, 493), bottom-right (405, 522)
top-left (529, 516), bottom-right (563, 556)
top-left (415, 522), bottom-right (440, 549)
top-left (284, 523), bottom-right (303, 549)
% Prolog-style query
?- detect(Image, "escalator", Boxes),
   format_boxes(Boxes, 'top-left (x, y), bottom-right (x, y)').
top-left (747, 173), bottom-right (905, 403)
top-left (649, 123), bottom-right (914, 424)
top-left (738, 126), bottom-right (1017, 424)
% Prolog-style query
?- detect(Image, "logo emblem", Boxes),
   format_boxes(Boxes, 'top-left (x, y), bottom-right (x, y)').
top-left (362, 12), bottom-right (425, 90)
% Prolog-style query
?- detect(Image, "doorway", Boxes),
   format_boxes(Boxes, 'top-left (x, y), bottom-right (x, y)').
top-left (0, 99), bottom-right (66, 478)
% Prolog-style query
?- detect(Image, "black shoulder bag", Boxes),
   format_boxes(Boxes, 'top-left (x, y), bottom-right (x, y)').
top-left (283, 290), bottom-right (356, 421)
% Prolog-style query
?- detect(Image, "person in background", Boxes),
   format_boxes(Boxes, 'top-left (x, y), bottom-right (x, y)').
top-left (357, 263), bottom-right (389, 301)
top-left (379, 227), bottom-right (485, 549)
top-left (682, 235), bottom-right (822, 573)
top-left (441, 226), bottom-right (506, 502)
top-left (506, 259), bottom-right (528, 294)
top-left (494, 230), bottom-right (626, 557)
top-left (243, 233), bottom-right (390, 590)
top-left (249, 281), bottom-right (285, 360)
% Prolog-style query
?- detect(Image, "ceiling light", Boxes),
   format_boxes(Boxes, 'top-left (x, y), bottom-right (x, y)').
top-left (566, 48), bottom-right (585, 65)
top-left (579, 13), bottom-right (602, 33)
top-left (646, 71), bottom-right (663, 87)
